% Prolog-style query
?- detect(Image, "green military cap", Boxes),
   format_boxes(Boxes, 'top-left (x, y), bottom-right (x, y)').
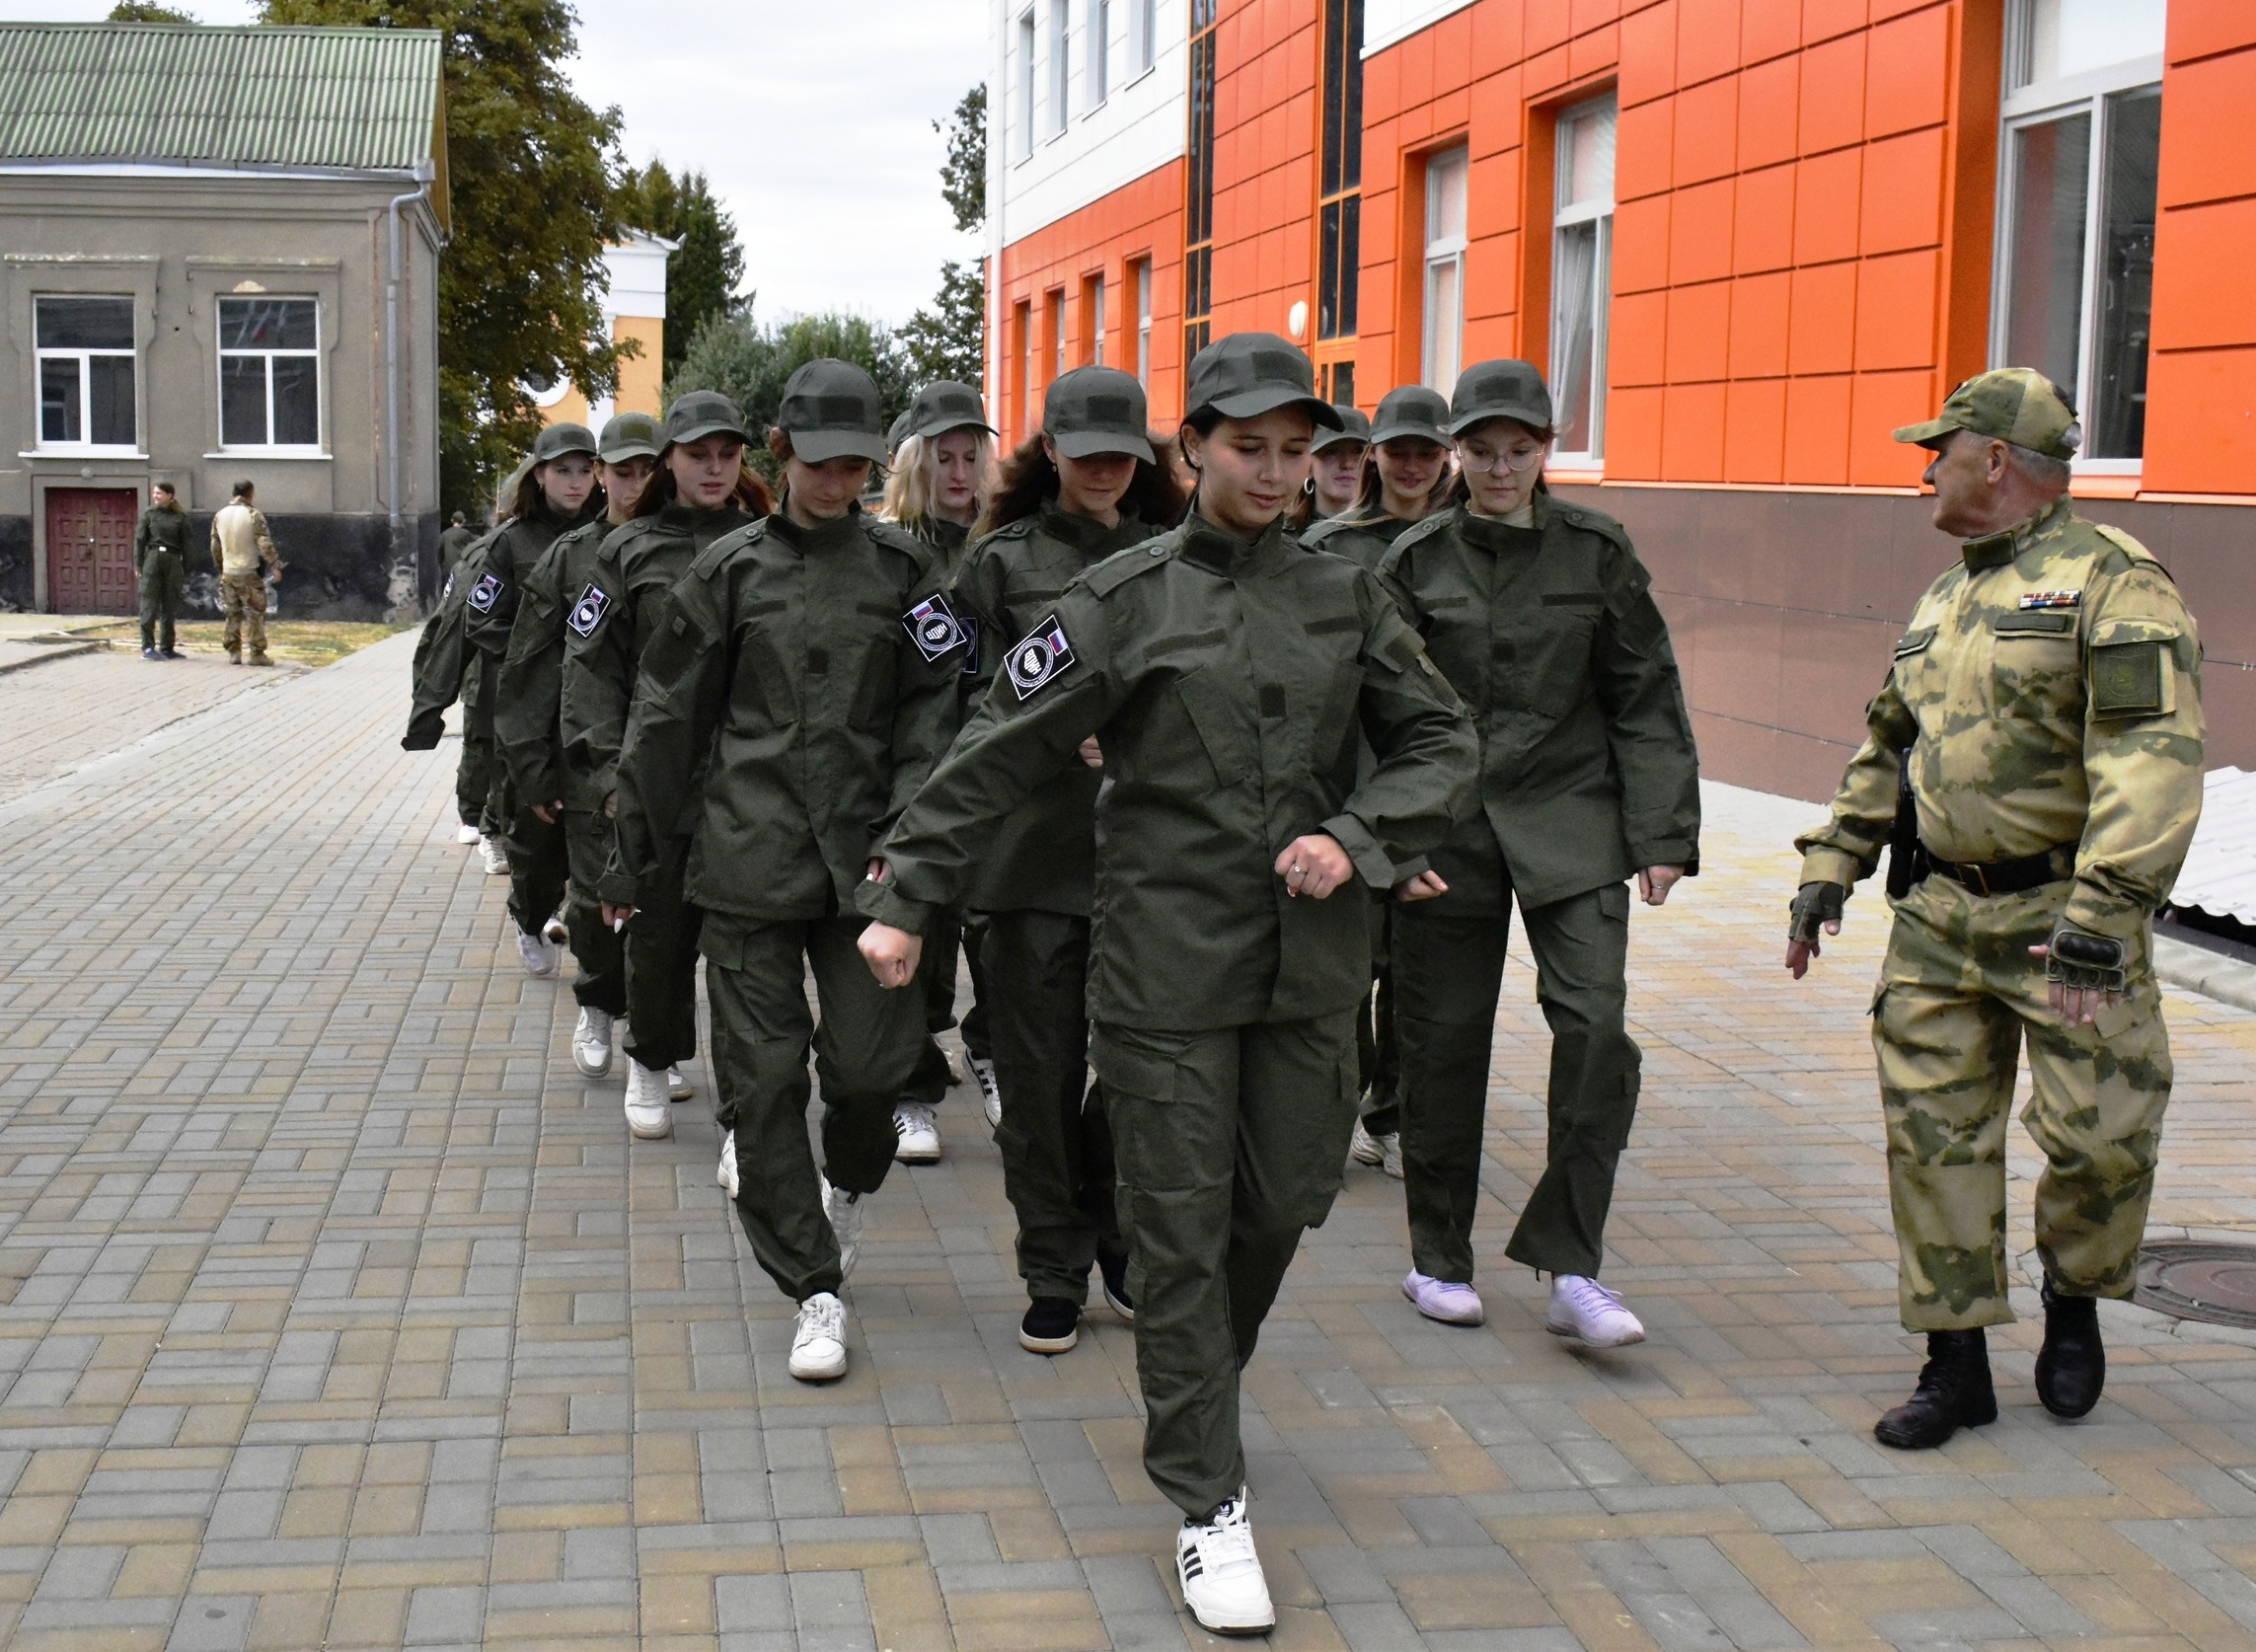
top-left (1447, 359), bottom-right (1553, 436)
top-left (777, 358), bottom-right (888, 463)
top-left (907, 379), bottom-right (997, 443)
top-left (1043, 366), bottom-right (1156, 461)
top-left (1370, 385), bottom-right (1452, 446)
top-left (1893, 368), bottom-right (2080, 460)
top-left (596, 411), bottom-right (660, 463)
top-left (1311, 405), bottom-right (1373, 452)
top-left (532, 420), bottom-right (598, 463)
top-left (886, 409), bottom-right (914, 461)
top-left (663, 389), bottom-right (753, 448)
top-left (1184, 332), bottom-right (1344, 428)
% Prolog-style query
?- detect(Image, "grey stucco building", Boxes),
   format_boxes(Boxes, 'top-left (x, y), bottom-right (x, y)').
top-left (0, 22), bottom-right (445, 620)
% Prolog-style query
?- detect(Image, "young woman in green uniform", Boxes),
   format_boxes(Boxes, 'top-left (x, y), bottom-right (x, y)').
top-left (1303, 404), bottom-right (1371, 522)
top-left (858, 335), bottom-right (1475, 1636)
top-left (1377, 358), bottom-right (1699, 1341)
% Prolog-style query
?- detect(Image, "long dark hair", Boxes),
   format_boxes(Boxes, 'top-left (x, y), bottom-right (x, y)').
top-left (507, 460), bottom-right (605, 526)
top-left (630, 451), bottom-right (775, 519)
top-left (971, 433), bottom-right (1188, 540)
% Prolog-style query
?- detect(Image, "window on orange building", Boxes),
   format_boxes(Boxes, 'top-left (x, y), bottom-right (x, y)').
top-left (1050, 290), bottom-right (1068, 383)
top-left (1995, 0), bottom-right (2165, 465)
top-left (1017, 9), bottom-right (1037, 159)
top-left (1421, 147), bottom-right (1468, 394)
top-left (1183, 0), bottom-right (1219, 363)
top-left (1551, 93), bottom-right (1616, 464)
top-left (1085, 273), bottom-right (1107, 366)
top-left (1316, 0), bottom-right (1365, 343)
top-left (1016, 299), bottom-right (1034, 437)
top-left (1131, 257), bottom-right (1154, 385)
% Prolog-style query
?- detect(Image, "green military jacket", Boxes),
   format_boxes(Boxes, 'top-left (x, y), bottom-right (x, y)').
top-left (133, 504), bottom-right (191, 572)
top-left (404, 535), bottom-right (496, 749)
top-left (1300, 511), bottom-right (1417, 574)
top-left (494, 516), bottom-right (618, 812)
top-left (1797, 496), bottom-right (2205, 941)
top-left (463, 505), bottom-right (599, 662)
top-left (606, 505), bottom-right (962, 920)
top-left (945, 501), bottom-right (1156, 916)
top-left (439, 524), bottom-right (478, 578)
top-left (861, 512), bottom-right (1478, 1031)
top-left (1377, 493), bottom-right (1700, 913)
top-left (560, 501), bottom-right (754, 807)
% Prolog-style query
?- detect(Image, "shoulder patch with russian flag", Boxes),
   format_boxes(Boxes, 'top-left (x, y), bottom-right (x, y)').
top-left (1006, 614), bottom-right (1077, 700)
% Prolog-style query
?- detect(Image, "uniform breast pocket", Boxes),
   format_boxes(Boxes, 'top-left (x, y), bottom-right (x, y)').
top-left (733, 630), bottom-right (796, 727)
top-left (1988, 611), bottom-right (2078, 720)
top-left (847, 638), bottom-right (897, 731)
top-left (1530, 601), bottom-right (1601, 714)
top-left (1170, 663), bottom-right (1256, 786)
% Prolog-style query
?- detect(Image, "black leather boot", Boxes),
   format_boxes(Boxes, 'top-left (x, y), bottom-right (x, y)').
top-left (1873, 1328), bottom-right (1997, 1449)
top-left (2034, 1281), bottom-right (2105, 1418)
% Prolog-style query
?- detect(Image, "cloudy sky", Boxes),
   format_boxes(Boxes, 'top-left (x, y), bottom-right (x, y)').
top-left (0, 0), bottom-right (991, 322)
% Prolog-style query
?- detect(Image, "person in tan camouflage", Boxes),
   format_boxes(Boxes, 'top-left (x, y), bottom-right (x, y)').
top-left (210, 480), bottom-right (281, 665)
top-left (1786, 369), bottom-right (2205, 1451)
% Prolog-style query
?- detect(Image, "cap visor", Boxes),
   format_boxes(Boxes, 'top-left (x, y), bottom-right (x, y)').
top-left (1310, 428), bottom-right (1368, 452)
top-left (787, 429), bottom-right (889, 464)
top-left (1892, 416), bottom-right (1960, 445)
top-left (598, 441), bottom-right (659, 463)
top-left (1206, 388), bottom-right (1345, 428)
top-left (913, 416), bottom-right (998, 443)
top-left (1446, 406), bottom-right (1549, 437)
top-left (1367, 421), bottom-right (1450, 447)
top-left (1050, 428), bottom-right (1157, 462)
top-left (666, 421), bottom-right (751, 448)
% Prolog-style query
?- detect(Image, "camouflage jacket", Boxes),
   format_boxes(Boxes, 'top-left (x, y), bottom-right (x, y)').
top-left (1797, 496), bottom-right (2205, 940)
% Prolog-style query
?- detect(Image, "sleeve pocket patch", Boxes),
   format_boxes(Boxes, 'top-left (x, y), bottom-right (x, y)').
top-left (2088, 617), bottom-right (2180, 718)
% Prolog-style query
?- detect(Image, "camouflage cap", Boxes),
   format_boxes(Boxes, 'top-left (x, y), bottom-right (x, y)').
top-left (596, 411), bottom-right (660, 464)
top-left (662, 390), bottom-right (752, 449)
top-left (777, 358), bottom-right (887, 464)
top-left (1447, 359), bottom-right (1553, 437)
top-left (1894, 368), bottom-right (2081, 460)
top-left (532, 421), bottom-right (598, 463)
top-left (1311, 405), bottom-right (1372, 453)
top-left (1370, 385), bottom-right (1452, 447)
top-left (1184, 332), bottom-right (1344, 428)
top-left (1043, 366), bottom-right (1156, 462)
top-left (907, 379), bottom-right (997, 444)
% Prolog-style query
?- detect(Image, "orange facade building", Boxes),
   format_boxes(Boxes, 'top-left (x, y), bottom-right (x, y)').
top-left (985, 0), bottom-right (2253, 795)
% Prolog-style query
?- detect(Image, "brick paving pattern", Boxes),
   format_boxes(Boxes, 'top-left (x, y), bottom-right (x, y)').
top-left (0, 629), bottom-right (2253, 1650)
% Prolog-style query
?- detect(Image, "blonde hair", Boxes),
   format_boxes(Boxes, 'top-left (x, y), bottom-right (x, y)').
top-left (880, 428), bottom-right (997, 532)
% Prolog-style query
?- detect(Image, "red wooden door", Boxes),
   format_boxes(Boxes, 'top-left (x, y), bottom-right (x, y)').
top-left (45, 488), bottom-right (140, 615)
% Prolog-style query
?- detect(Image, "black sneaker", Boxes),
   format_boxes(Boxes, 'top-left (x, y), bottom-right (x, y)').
top-left (1018, 1297), bottom-right (1081, 1355)
top-left (1096, 1249), bottom-right (1134, 1321)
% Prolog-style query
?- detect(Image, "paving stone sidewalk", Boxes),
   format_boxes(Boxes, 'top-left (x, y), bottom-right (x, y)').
top-left (1, 629), bottom-right (2254, 1652)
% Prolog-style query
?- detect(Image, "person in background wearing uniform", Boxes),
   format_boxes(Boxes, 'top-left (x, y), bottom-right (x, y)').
top-left (1787, 370), bottom-right (2205, 1450)
top-left (571, 393), bottom-right (770, 1140)
top-left (404, 528), bottom-right (492, 788)
top-left (879, 379), bottom-right (1000, 1164)
top-left (858, 334), bottom-right (1475, 1636)
top-left (606, 360), bottom-right (963, 1386)
top-left (134, 481), bottom-right (190, 661)
top-left (210, 480), bottom-right (281, 667)
top-left (495, 413), bottom-right (661, 1081)
top-left (464, 423), bottom-right (606, 980)
top-left (1304, 384), bottom-right (1463, 1183)
top-left (947, 365), bottom-right (1186, 1358)
top-left (1379, 359), bottom-right (1698, 1343)
top-left (439, 510), bottom-right (479, 579)
top-left (1302, 405), bottom-right (1370, 523)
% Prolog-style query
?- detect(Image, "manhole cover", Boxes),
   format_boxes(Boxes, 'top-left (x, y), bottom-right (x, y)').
top-left (2136, 1241), bottom-right (2256, 1328)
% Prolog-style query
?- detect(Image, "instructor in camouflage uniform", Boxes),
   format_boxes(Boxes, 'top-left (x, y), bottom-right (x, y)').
top-left (1787, 369), bottom-right (2204, 1450)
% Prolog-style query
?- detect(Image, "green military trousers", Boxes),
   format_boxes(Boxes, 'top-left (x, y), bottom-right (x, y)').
top-left (1094, 1012), bottom-right (1360, 1522)
top-left (138, 554), bottom-right (183, 653)
top-left (623, 836), bottom-right (702, 1072)
top-left (981, 910), bottom-right (1123, 1305)
top-left (705, 913), bottom-right (931, 1303)
top-left (563, 809), bottom-right (626, 1016)
top-left (491, 772), bottom-right (567, 941)
top-left (1393, 882), bottom-right (1639, 1284)
top-left (459, 655), bottom-right (500, 836)
top-left (1357, 899), bottom-right (1401, 1136)
top-left (1874, 875), bottom-right (2172, 1332)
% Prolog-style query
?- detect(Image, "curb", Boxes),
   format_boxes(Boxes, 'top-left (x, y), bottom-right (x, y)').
top-left (2156, 934), bottom-right (2256, 1015)
top-left (0, 639), bottom-right (102, 675)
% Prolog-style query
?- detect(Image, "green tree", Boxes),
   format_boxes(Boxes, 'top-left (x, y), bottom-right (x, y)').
top-left (108, 3), bottom-right (198, 19)
top-left (903, 84), bottom-right (987, 391)
top-left (259, 0), bottom-right (624, 518)
top-left (667, 309), bottom-right (914, 485)
top-left (938, 84), bottom-right (985, 235)
top-left (616, 160), bottom-right (748, 375)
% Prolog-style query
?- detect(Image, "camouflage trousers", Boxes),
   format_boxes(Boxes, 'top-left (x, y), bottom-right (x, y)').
top-left (1873, 874), bottom-right (2171, 1331)
top-left (220, 572), bottom-right (268, 661)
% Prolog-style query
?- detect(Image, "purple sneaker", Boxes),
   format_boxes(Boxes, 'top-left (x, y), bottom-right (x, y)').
top-left (1403, 1270), bottom-right (1485, 1325)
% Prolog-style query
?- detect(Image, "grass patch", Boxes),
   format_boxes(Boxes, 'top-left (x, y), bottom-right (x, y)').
top-left (86, 619), bottom-right (410, 668)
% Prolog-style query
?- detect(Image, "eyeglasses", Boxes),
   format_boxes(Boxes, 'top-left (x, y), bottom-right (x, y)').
top-left (1457, 441), bottom-right (1547, 474)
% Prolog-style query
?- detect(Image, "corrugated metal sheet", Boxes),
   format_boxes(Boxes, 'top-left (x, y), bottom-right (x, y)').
top-left (0, 24), bottom-right (440, 172)
top-left (2174, 768), bottom-right (2256, 927)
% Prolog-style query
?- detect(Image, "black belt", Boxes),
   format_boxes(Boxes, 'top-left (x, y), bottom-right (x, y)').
top-left (1922, 846), bottom-right (2074, 897)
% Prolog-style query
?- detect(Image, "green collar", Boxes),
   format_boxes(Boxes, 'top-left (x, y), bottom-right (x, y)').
top-left (1179, 511), bottom-right (1288, 575)
top-left (1962, 494), bottom-right (2073, 571)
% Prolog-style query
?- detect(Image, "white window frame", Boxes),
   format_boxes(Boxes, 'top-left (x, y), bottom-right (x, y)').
top-left (1550, 93), bottom-right (1617, 468)
top-left (33, 294), bottom-right (138, 454)
top-left (1134, 0), bottom-right (1158, 76)
top-left (1090, 274), bottom-right (1107, 366)
top-left (1090, 0), bottom-right (1111, 106)
top-left (1050, 289), bottom-right (1067, 380)
top-left (1017, 9), bottom-right (1037, 161)
top-left (1132, 257), bottom-right (1153, 385)
top-left (1990, 0), bottom-right (2165, 473)
top-left (1420, 146), bottom-right (1468, 394)
top-left (1049, 0), bottom-right (1071, 136)
top-left (216, 295), bottom-right (323, 453)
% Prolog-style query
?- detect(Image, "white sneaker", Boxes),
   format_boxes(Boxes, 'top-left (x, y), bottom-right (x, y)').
top-left (1175, 1487), bottom-right (1274, 1634)
top-left (455, 823), bottom-right (482, 846)
top-left (789, 1291), bottom-right (848, 1383)
top-left (947, 1045), bottom-right (968, 1085)
top-left (820, 1174), bottom-right (864, 1279)
top-left (624, 1060), bottom-right (672, 1140)
top-left (515, 930), bottom-right (557, 977)
top-left (571, 1007), bottom-right (613, 1077)
top-left (1547, 1274), bottom-right (1646, 1347)
top-left (970, 1057), bottom-right (1002, 1129)
top-left (1349, 1120), bottom-right (1404, 1178)
top-left (666, 1065), bottom-right (692, 1101)
top-left (892, 1101), bottom-right (940, 1164)
top-left (716, 1129), bottom-right (738, 1199)
top-left (479, 838), bottom-right (508, 876)
top-left (543, 909), bottom-right (568, 945)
